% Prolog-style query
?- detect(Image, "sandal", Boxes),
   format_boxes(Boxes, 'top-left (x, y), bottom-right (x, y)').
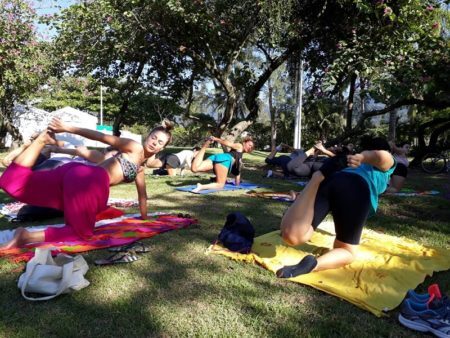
top-left (108, 241), bottom-right (151, 253)
top-left (95, 251), bottom-right (139, 265)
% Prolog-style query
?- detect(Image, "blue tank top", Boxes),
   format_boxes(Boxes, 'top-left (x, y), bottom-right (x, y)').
top-left (342, 159), bottom-right (396, 214)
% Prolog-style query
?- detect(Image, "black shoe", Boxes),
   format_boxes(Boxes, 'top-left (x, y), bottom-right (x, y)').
top-left (153, 168), bottom-right (168, 176)
top-left (319, 155), bottom-right (348, 178)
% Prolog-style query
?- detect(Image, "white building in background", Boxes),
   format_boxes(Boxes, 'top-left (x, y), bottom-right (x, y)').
top-left (4, 104), bottom-right (141, 148)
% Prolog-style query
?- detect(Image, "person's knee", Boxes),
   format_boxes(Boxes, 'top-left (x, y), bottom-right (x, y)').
top-left (280, 224), bottom-right (311, 246)
top-left (191, 164), bottom-right (199, 172)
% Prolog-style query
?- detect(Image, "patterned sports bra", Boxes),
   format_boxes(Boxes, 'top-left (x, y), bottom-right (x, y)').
top-left (114, 153), bottom-right (139, 183)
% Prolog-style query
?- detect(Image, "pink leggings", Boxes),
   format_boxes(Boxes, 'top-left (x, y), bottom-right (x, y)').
top-left (0, 162), bottom-right (110, 242)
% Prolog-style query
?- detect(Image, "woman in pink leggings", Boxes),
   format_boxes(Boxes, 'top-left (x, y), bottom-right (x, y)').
top-left (0, 118), bottom-right (173, 249)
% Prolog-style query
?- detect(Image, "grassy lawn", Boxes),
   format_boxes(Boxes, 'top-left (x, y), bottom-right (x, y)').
top-left (0, 149), bottom-right (449, 337)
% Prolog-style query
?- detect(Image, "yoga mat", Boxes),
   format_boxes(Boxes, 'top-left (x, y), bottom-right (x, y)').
top-left (176, 182), bottom-right (266, 194)
top-left (246, 191), bottom-right (294, 203)
top-left (0, 213), bottom-right (197, 262)
top-left (386, 190), bottom-right (440, 197)
top-left (207, 222), bottom-right (450, 317)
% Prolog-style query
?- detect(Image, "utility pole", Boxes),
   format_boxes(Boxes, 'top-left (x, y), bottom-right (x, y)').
top-left (294, 60), bottom-right (303, 149)
top-left (100, 83), bottom-right (103, 126)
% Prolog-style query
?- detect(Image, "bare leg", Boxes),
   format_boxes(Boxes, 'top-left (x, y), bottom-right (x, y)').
top-left (281, 171), bottom-right (324, 245)
top-left (192, 163), bottom-right (228, 192)
top-left (314, 239), bottom-right (356, 271)
top-left (167, 166), bottom-right (177, 176)
top-left (0, 227), bottom-right (45, 250)
top-left (13, 131), bottom-right (57, 168)
top-left (266, 147), bottom-right (279, 160)
top-left (191, 139), bottom-right (213, 172)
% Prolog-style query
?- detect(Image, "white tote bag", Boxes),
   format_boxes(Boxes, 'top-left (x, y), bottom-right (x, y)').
top-left (18, 248), bottom-right (90, 301)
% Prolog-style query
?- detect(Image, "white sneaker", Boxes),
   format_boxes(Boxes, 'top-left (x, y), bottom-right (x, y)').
top-left (266, 170), bottom-right (273, 178)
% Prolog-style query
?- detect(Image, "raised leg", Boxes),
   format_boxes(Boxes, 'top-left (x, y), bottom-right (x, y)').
top-left (14, 131), bottom-right (57, 168)
top-left (191, 139), bottom-right (213, 173)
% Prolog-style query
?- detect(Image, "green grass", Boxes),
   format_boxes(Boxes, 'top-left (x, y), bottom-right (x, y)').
top-left (0, 149), bottom-right (449, 337)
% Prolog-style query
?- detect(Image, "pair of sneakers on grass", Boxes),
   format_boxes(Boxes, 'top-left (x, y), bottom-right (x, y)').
top-left (399, 284), bottom-right (450, 338)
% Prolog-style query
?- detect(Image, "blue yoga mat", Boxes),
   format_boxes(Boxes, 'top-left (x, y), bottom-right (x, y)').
top-left (176, 182), bottom-right (267, 194)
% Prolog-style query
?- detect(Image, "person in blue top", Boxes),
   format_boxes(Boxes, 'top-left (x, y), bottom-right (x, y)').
top-left (190, 135), bottom-right (254, 193)
top-left (277, 137), bottom-right (396, 278)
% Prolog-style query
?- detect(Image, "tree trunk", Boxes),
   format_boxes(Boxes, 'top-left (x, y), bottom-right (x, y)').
top-left (410, 118), bottom-right (450, 166)
top-left (268, 79), bottom-right (277, 151)
top-left (112, 60), bottom-right (146, 136)
top-left (346, 73), bottom-right (357, 132)
top-left (429, 121), bottom-right (450, 149)
top-left (388, 109), bottom-right (397, 141)
top-left (0, 100), bottom-right (24, 147)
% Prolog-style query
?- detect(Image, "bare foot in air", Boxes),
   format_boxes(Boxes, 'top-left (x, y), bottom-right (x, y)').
top-left (192, 183), bottom-right (202, 193)
top-left (314, 141), bottom-right (326, 152)
top-left (37, 130), bottom-right (57, 146)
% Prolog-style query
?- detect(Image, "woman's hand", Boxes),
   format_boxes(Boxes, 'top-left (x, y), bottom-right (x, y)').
top-left (48, 117), bottom-right (69, 133)
top-left (347, 153), bottom-right (364, 168)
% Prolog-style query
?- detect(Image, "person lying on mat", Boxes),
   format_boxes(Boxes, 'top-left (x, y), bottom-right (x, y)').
top-left (385, 141), bottom-right (411, 194)
top-left (145, 147), bottom-right (201, 176)
top-left (190, 135), bottom-right (254, 193)
top-left (277, 136), bottom-right (395, 278)
top-left (266, 141), bottom-right (349, 179)
top-left (0, 118), bottom-right (173, 249)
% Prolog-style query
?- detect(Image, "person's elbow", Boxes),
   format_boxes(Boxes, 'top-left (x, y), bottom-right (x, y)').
top-left (375, 150), bottom-right (394, 172)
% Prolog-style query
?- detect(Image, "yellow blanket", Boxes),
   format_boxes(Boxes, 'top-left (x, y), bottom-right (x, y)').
top-left (207, 222), bottom-right (450, 316)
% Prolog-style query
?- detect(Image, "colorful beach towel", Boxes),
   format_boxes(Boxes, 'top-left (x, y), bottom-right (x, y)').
top-left (385, 189), bottom-right (440, 197)
top-left (176, 182), bottom-right (266, 194)
top-left (0, 213), bottom-right (196, 262)
top-left (207, 222), bottom-right (450, 317)
top-left (0, 198), bottom-right (139, 220)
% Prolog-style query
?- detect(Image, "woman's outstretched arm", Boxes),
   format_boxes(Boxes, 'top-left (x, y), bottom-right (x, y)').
top-left (48, 118), bottom-right (139, 154)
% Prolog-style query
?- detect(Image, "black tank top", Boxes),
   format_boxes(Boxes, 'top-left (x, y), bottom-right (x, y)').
top-left (229, 150), bottom-right (243, 176)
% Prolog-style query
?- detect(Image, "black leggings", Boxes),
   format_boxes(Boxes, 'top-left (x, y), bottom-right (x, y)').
top-left (311, 172), bottom-right (371, 245)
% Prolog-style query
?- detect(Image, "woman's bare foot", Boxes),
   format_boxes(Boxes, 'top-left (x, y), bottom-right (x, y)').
top-left (192, 183), bottom-right (202, 193)
top-left (37, 130), bottom-right (57, 146)
top-left (288, 190), bottom-right (299, 201)
top-left (314, 141), bottom-right (326, 152)
top-left (0, 227), bottom-right (27, 250)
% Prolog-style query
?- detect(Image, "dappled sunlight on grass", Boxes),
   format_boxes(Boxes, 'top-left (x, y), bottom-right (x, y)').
top-left (0, 150), bottom-right (448, 336)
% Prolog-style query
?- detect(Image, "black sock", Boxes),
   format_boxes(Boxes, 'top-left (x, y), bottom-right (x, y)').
top-left (276, 255), bottom-right (318, 278)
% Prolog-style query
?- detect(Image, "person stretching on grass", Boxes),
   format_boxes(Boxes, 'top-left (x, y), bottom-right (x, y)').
top-left (0, 118), bottom-right (173, 249)
top-left (190, 136), bottom-right (254, 193)
top-left (277, 137), bottom-right (395, 278)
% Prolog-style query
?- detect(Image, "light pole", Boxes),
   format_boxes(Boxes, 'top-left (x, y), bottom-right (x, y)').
top-left (100, 83), bottom-right (103, 126)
